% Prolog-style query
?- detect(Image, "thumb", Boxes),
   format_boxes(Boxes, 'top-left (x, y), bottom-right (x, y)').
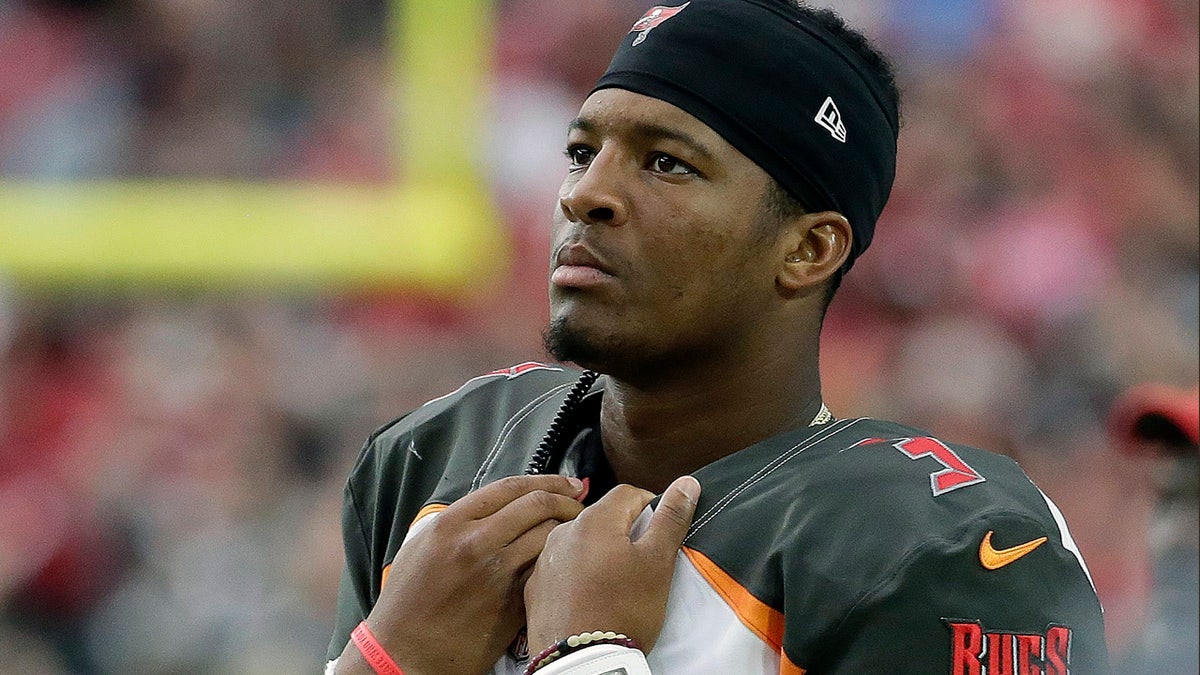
top-left (641, 475), bottom-right (701, 554)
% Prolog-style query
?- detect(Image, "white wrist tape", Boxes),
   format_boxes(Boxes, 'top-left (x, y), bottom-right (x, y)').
top-left (532, 643), bottom-right (653, 675)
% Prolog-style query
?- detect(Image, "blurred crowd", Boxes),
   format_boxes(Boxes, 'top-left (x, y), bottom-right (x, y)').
top-left (0, 0), bottom-right (1196, 672)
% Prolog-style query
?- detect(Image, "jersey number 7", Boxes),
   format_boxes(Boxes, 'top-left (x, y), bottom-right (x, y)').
top-left (855, 436), bottom-right (986, 496)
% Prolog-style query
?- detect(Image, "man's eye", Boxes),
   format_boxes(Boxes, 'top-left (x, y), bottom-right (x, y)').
top-left (565, 145), bottom-right (594, 166)
top-left (650, 153), bottom-right (693, 175)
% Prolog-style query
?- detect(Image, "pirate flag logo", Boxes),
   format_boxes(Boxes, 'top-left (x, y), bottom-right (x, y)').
top-left (629, 3), bottom-right (690, 46)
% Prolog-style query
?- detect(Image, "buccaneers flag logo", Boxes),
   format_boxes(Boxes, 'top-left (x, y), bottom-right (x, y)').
top-left (629, 3), bottom-right (690, 46)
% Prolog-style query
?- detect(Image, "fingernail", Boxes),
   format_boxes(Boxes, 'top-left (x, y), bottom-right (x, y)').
top-left (677, 475), bottom-right (701, 504)
top-left (566, 476), bottom-right (584, 492)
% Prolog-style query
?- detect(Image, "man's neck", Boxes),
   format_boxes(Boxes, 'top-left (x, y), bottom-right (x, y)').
top-left (597, 358), bottom-right (825, 494)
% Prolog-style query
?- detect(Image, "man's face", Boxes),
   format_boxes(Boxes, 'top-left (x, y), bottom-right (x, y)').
top-left (545, 88), bottom-right (786, 380)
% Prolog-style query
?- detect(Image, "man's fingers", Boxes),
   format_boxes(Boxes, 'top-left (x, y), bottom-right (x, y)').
top-left (486, 489), bottom-right (585, 547)
top-left (640, 475), bottom-right (701, 553)
top-left (450, 474), bottom-right (586, 520)
top-left (582, 483), bottom-right (657, 531)
top-left (503, 518), bottom-right (563, 572)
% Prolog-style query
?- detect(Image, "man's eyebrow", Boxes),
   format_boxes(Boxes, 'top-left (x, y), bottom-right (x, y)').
top-left (567, 117), bottom-right (717, 163)
top-left (567, 117), bottom-right (594, 134)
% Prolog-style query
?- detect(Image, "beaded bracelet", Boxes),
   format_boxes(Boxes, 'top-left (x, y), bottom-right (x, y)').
top-left (350, 621), bottom-right (406, 675)
top-left (523, 631), bottom-right (641, 675)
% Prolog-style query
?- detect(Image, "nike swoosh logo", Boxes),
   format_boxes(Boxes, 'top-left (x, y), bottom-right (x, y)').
top-left (979, 530), bottom-right (1047, 570)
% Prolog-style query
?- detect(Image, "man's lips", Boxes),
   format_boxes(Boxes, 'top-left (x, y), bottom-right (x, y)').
top-left (551, 243), bottom-right (616, 288)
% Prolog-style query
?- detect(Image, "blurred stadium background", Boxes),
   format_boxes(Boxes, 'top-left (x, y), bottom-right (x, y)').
top-left (0, 0), bottom-right (1195, 672)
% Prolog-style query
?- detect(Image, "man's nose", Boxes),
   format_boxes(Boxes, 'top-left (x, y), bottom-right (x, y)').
top-left (558, 153), bottom-right (628, 227)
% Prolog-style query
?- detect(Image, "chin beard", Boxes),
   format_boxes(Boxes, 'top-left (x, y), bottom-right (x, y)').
top-left (542, 316), bottom-right (606, 367)
top-left (542, 316), bottom-right (673, 382)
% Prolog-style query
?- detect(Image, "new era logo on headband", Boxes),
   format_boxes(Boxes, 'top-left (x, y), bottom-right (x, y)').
top-left (630, 2), bottom-right (689, 46)
top-left (815, 97), bottom-right (847, 143)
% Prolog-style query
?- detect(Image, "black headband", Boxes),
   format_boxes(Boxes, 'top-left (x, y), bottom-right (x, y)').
top-left (591, 0), bottom-right (899, 273)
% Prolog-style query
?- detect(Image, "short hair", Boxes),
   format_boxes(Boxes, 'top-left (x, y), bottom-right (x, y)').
top-left (795, 3), bottom-right (901, 120)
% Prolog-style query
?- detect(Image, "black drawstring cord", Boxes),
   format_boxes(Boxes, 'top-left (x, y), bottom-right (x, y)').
top-left (525, 370), bottom-right (600, 475)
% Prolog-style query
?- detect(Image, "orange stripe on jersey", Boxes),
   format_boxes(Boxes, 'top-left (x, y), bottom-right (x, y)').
top-left (780, 652), bottom-right (807, 675)
top-left (380, 503), bottom-right (451, 591)
top-left (410, 502), bottom-right (449, 529)
top-left (683, 547), bottom-right (785, 651)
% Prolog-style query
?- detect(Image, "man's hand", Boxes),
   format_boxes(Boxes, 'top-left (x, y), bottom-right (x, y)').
top-left (337, 474), bottom-right (587, 675)
top-left (524, 476), bottom-right (701, 655)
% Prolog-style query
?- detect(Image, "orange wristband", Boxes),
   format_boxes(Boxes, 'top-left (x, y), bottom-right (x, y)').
top-left (351, 621), bottom-right (405, 675)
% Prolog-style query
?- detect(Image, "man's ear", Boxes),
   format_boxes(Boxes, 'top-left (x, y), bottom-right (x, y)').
top-left (776, 211), bottom-right (853, 293)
